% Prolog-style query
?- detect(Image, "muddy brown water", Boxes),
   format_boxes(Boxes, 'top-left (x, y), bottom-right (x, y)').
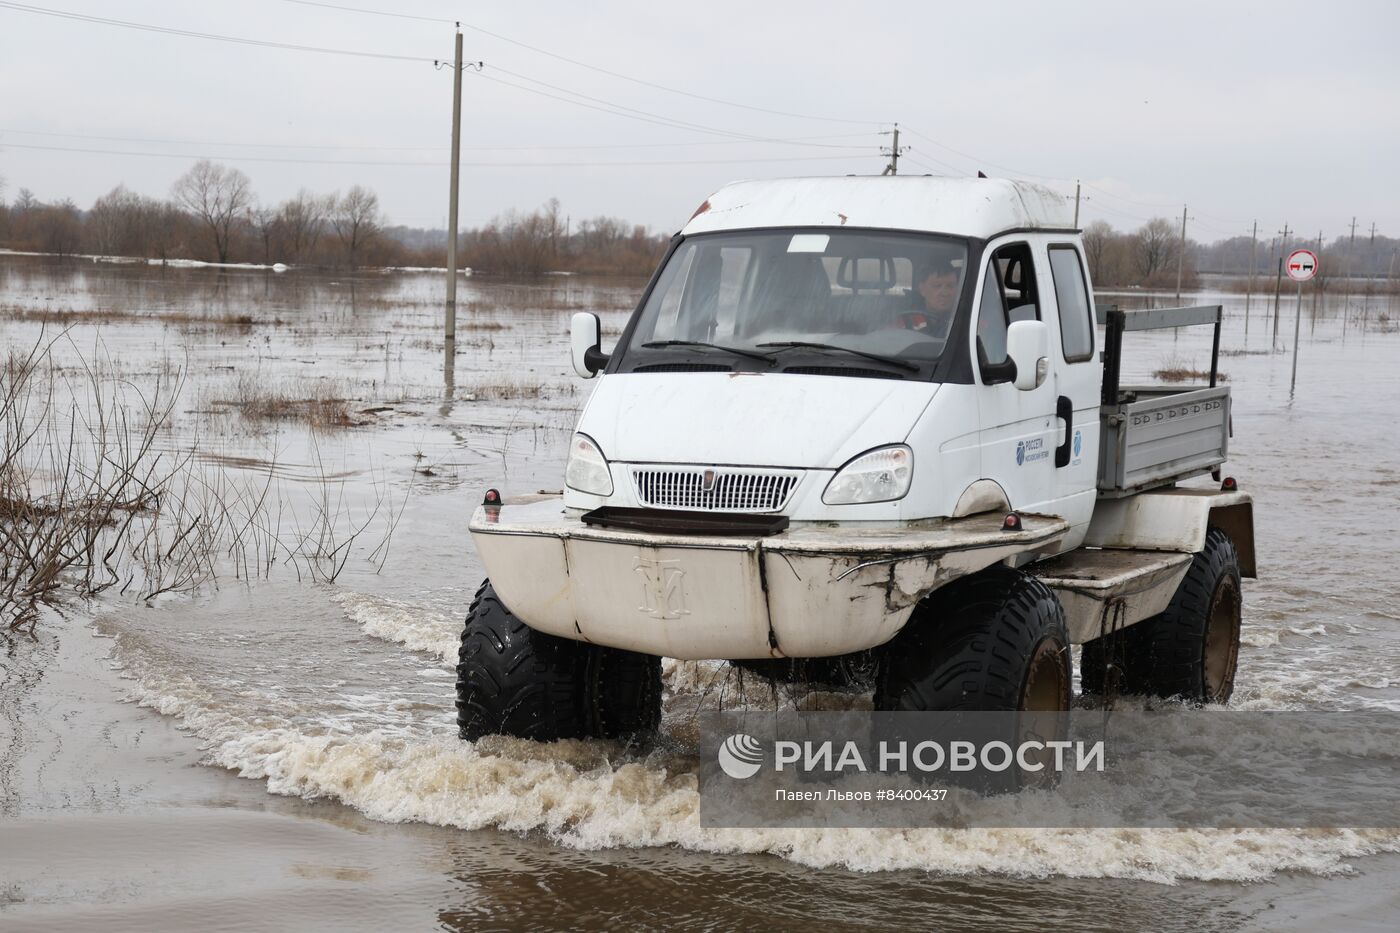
top-left (2, 256), bottom-right (1400, 931)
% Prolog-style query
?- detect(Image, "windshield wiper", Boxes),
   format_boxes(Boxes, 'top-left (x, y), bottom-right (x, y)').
top-left (642, 340), bottom-right (775, 363)
top-left (756, 341), bottom-right (919, 372)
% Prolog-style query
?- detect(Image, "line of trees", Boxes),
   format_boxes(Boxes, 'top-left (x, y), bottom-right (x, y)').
top-left (1083, 218), bottom-right (1400, 288)
top-left (0, 162), bottom-right (670, 276)
top-left (0, 161), bottom-right (392, 269)
top-left (4, 163), bottom-right (1393, 283)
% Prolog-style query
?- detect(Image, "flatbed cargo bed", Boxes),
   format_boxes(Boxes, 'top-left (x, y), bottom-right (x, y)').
top-left (1095, 304), bottom-right (1230, 496)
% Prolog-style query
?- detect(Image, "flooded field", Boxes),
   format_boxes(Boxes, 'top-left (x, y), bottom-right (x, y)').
top-left (3, 255), bottom-right (1400, 931)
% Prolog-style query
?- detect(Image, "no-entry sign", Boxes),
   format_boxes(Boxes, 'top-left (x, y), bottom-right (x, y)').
top-left (1286, 249), bottom-right (1318, 282)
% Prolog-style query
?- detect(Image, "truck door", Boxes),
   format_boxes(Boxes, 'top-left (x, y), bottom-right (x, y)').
top-left (1044, 243), bottom-right (1100, 546)
top-left (974, 240), bottom-right (1057, 515)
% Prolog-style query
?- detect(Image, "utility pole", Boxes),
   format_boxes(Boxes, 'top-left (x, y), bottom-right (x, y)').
top-left (1174, 204), bottom-right (1189, 304)
top-left (880, 123), bottom-right (907, 175)
top-left (1311, 229), bottom-right (1322, 332)
top-left (1369, 221), bottom-right (1377, 245)
top-left (1273, 222), bottom-right (1291, 349)
top-left (1345, 218), bottom-right (1357, 335)
top-left (1245, 219), bottom-right (1258, 336)
top-left (1062, 182), bottom-right (1089, 227)
top-left (1389, 249), bottom-right (1398, 317)
top-left (444, 29), bottom-right (463, 351)
top-left (1290, 265), bottom-right (1304, 398)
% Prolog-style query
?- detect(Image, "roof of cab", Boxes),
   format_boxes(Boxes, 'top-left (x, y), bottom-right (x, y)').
top-left (680, 176), bottom-right (1074, 240)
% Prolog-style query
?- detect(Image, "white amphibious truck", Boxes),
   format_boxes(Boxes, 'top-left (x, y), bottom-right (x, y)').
top-left (458, 176), bottom-right (1255, 741)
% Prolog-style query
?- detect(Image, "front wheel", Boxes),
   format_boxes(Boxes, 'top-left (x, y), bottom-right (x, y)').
top-left (874, 567), bottom-right (1071, 713)
top-left (456, 580), bottom-right (662, 741)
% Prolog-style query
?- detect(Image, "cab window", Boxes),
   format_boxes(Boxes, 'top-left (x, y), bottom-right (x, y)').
top-left (977, 242), bottom-right (1040, 368)
top-left (1048, 245), bottom-right (1094, 363)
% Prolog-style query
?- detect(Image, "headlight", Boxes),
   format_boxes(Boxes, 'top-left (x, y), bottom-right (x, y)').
top-left (565, 433), bottom-right (613, 496)
top-left (822, 445), bottom-right (913, 505)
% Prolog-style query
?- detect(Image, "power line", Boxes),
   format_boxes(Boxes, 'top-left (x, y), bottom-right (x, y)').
top-left (0, 2), bottom-right (873, 150)
top-left (902, 154), bottom-right (963, 176)
top-left (283, 0), bottom-right (451, 25)
top-left (0, 1), bottom-right (435, 63)
top-left (0, 126), bottom-right (874, 153)
top-left (1079, 182), bottom-right (1178, 211)
top-left (0, 140), bottom-right (873, 169)
top-left (282, 0), bottom-right (883, 127)
top-left (899, 126), bottom-right (1064, 182)
top-left (482, 65), bottom-right (867, 148)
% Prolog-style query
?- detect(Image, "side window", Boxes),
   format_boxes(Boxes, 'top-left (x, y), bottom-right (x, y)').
top-left (977, 271), bottom-right (1008, 364)
top-left (1048, 245), bottom-right (1094, 363)
top-left (977, 242), bottom-right (1040, 367)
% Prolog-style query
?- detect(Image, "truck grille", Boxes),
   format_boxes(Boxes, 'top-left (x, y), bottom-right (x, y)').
top-left (631, 466), bottom-right (801, 513)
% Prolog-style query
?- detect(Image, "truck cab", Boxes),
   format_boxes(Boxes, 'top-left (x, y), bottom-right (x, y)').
top-left (566, 176), bottom-right (1099, 546)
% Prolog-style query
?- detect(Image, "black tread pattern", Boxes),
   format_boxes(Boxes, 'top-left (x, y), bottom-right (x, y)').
top-left (874, 567), bottom-right (1070, 711)
top-left (455, 580), bottom-right (664, 741)
top-left (594, 647), bottom-right (663, 739)
top-left (456, 581), bottom-right (589, 741)
top-left (1081, 527), bottom-right (1241, 703)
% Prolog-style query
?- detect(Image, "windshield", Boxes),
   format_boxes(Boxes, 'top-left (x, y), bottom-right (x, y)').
top-left (620, 230), bottom-right (970, 378)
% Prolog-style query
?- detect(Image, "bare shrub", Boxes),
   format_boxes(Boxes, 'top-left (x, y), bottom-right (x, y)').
top-left (465, 380), bottom-right (548, 401)
top-left (1, 331), bottom-right (183, 627)
top-left (218, 375), bottom-right (362, 428)
top-left (0, 334), bottom-right (408, 630)
top-left (1153, 353), bottom-right (1228, 383)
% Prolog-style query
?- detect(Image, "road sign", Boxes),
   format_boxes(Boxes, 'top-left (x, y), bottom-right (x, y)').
top-left (1286, 248), bottom-right (1318, 282)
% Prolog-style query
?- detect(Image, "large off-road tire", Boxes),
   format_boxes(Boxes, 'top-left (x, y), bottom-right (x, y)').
top-left (456, 580), bottom-right (663, 741)
top-left (1081, 527), bottom-right (1242, 704)
top-left (457, 581), bottom-right (589, 741)
top-left (593, 646), bottom-right (663, 740)
top-left (874, 567), bottom-right (1071, 713)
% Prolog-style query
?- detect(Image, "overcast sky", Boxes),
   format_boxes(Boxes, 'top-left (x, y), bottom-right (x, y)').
top-left (2, 1), bottom-right (1396, 245)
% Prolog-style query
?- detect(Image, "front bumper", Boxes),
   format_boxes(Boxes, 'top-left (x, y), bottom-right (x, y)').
top-left (469, 497), bottom-right (1068, 661)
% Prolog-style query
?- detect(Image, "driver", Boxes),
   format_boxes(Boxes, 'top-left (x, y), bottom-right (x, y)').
top-left (897, 257), bottom-right (960, 337)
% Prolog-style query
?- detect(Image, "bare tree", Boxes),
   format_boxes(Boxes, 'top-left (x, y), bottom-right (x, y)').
top-left (330, 185), bottom-right (381, 269)
top-left (88, 185), bottom-right (148, 256)
top-left (172, 160), bottom-right (253, 263)
top-left (1134, 217), bottom-right (1176, 281)
top-left (13, 188), bottom-right (38, 215)
top-left (1081, 220), bottom-right (1113, 283)
top-left (147, 200), bottom-right (189, 262)
top-left (276, 189), bottom-right (330, 264)
top-left (13, 199), bottom-right (84, 256)
top-left (249, 204), bottom-right (280, 264)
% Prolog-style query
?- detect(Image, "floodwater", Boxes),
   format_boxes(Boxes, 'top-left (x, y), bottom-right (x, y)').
top-left (2, 254), bottom-right (1400, 931)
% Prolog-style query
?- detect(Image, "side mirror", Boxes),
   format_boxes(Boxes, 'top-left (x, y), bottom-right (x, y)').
top-left (570, 312), bottom-right (610, 378)
top-left (1006, 319), bottom-right (1049, 391)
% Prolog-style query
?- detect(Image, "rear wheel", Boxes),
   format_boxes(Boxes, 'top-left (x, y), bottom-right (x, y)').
top-left (1081, 527), bottom-right (1242, 704)
top-left (456, 580), bottom-right (662, 741)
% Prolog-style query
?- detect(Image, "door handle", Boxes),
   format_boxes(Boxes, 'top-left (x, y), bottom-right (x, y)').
top-left (1054, 396), bottom-right (1073, 468)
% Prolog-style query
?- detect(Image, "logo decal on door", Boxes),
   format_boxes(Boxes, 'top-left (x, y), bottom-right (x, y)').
top-left (1073, 430), bottom-right (1082, 457)
top-left (1016, 437), bottom-right (1047, 466)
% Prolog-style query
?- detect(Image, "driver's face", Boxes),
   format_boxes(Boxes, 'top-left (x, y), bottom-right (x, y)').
top-left (918, 272), bottom-right (959, 313)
